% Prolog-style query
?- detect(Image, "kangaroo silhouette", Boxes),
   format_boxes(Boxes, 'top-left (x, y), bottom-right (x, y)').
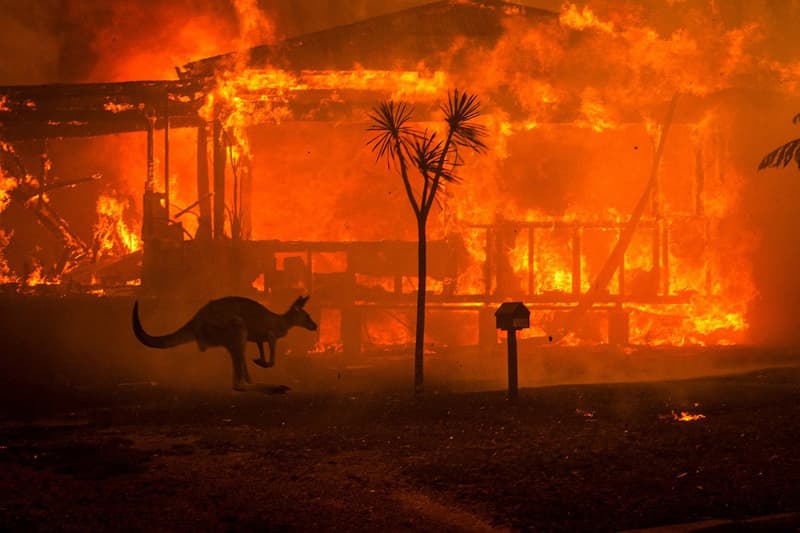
top-left (133, 295), bottom-right (317, 390)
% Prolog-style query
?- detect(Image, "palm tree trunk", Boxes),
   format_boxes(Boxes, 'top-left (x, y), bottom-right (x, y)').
top-left (414, 214), bottom-right (427, 396)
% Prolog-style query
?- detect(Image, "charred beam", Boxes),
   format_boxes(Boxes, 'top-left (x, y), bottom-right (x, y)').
top-left (212, 116), bottom-right (226, 239)
top-left (196, 124), bottom-right (212, 240)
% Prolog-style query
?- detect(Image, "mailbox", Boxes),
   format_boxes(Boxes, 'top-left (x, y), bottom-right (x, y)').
top-left (495, 302), bottom-right (530, 403)
top-left (495, 302), bottom-right (530, 331)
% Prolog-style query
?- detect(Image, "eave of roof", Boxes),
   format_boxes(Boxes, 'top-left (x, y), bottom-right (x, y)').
top-left (180, 0), bottom-right (557, 78)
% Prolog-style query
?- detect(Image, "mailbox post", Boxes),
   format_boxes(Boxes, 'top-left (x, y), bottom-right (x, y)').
top-left (495, 302), bottom-right (530, 403)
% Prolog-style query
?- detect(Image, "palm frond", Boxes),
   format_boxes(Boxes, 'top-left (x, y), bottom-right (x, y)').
top-left (758, 138), bottom-right (800, 170)
top-left (441, 89), bottom-right (488, 153)
top-left (366, 101), bottom-right (415, 164)
top-left (408, 130), bottom-right (460, 184)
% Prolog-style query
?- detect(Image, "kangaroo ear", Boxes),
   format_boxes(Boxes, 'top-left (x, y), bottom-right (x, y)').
top-left (293, 295), bottom-right (310, 308)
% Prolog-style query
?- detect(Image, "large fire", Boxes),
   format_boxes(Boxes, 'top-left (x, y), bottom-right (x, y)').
top-left (93, 191), bottom-right (141, 260)
top-left (2, 0), bottom-right (798, 348)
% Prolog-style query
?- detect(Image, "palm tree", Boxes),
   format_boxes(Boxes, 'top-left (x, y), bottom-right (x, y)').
top-left (759, 113), bottom-right (800, 171)
top-left (367, 89), bottom-right (487, 395)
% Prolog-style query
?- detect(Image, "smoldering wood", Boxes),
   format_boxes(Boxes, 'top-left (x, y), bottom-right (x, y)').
top-left (0, 156), bottom-right (95, 274)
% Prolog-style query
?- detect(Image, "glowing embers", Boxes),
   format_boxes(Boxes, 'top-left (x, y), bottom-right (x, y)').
top-left (660, 404), bottom-right (706, 422)
top-left (102, 102), bottom-right (137, 114)
top-left (672, 411), bottom-right (706, 422)
top-left (0, 229), bottom-right (14, 284)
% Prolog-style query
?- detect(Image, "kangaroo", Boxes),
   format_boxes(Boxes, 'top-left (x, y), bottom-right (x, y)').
top-left (132, 295), bottom-right (318, 391)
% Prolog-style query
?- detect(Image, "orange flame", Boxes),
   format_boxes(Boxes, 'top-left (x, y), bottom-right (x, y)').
top-left (559, 3), bottom-right (615, 33)
top-left (93, 191), bottom-right (141, 259)
top-left (672, 410), bottom-right (706, 422)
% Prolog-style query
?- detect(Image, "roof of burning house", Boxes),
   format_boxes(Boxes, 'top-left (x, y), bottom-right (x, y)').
top-left (179, 0), bottom-right (557, 78)
top-left (0, 80), bottom-right (206, 141)
top-left (0, 1), bottom-right (554, 141)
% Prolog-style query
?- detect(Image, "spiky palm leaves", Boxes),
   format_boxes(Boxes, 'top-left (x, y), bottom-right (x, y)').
top-left (759, 113), bottom-right (800, 171)
top-left (442, 89), bottom-right (488, 154)
top-left (367, 101), bottom-right (419, 215)
top-left (367, 101), bottom-right (415, 165)
top-left (367, 89), bottom-right (487, 220)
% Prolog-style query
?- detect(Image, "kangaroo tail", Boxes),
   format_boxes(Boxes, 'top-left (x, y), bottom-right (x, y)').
top-left (132, 301), bottom-right (195, 349)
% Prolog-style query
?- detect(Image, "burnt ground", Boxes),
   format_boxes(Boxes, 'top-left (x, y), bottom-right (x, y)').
top-left (1, 361), bottom-right (800, 532)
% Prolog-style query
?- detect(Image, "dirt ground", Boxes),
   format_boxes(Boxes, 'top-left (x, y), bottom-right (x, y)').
top-left (1, 358), bottom-right (800, 532)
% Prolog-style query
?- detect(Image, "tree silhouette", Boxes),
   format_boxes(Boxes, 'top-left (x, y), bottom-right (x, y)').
top-left (367, 89), bottom-right (487, 395)
top-left (759, 113), bottom-right (800, 171)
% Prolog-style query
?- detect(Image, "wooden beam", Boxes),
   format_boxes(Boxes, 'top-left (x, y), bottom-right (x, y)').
top-left (196, 123), bottom-right (212, 240)
top-left (146, 116), bottom-right (155, 193)
top-left (241, 158), bottom-right (252, 240)
top-left (212, 117), bottom-right (226, 239)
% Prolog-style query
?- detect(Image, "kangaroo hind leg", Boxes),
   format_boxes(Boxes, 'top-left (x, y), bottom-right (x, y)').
top-left (226, 317), bottom-right (250, 391)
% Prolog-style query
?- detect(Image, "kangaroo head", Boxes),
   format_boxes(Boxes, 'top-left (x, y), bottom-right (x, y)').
top-left (287, 295), bottom-right (317, 331)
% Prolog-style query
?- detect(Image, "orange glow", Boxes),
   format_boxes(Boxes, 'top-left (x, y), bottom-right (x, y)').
top-left (1, 0), bottom-right (788, 350)
top-left (672, 410), bottom-right (706, 422)
top-left (25, 261), bottom-right (57, 287)
top-left (103, 102), bottom-right (136, 113)
top-left (559, 3), bottom-right (614, 33)
top-left (0, 173), bottom-right (15, 214)
top-left (93, 192), bottom-right (141, 260)
top-left (200, 67), bottom-right (447, 169)
top-left (311, 308), bottom-right (344, 353)
top-left (0, 229), bottom-right (16, 284)
top-left (365, 310), bottom-right (413, 348)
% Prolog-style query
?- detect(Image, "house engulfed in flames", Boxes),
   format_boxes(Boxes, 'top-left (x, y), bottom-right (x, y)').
top-left (0, 0), bottom-right (791, 353)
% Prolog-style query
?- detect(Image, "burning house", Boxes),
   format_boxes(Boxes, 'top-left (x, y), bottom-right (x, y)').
top-left (1, 0), bottom-right (798, 355)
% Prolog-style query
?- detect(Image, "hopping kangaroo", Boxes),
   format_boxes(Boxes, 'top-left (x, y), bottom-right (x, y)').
top-left (132, 295), bottom-right (317, 390)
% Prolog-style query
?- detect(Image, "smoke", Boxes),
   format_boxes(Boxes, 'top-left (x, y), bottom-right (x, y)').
top-left (0, 0), bottom-right (62, 84)
top-left (0, 0), bottom-right (441, 85)
top-left (233, 0), bottom-right (276, 53)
